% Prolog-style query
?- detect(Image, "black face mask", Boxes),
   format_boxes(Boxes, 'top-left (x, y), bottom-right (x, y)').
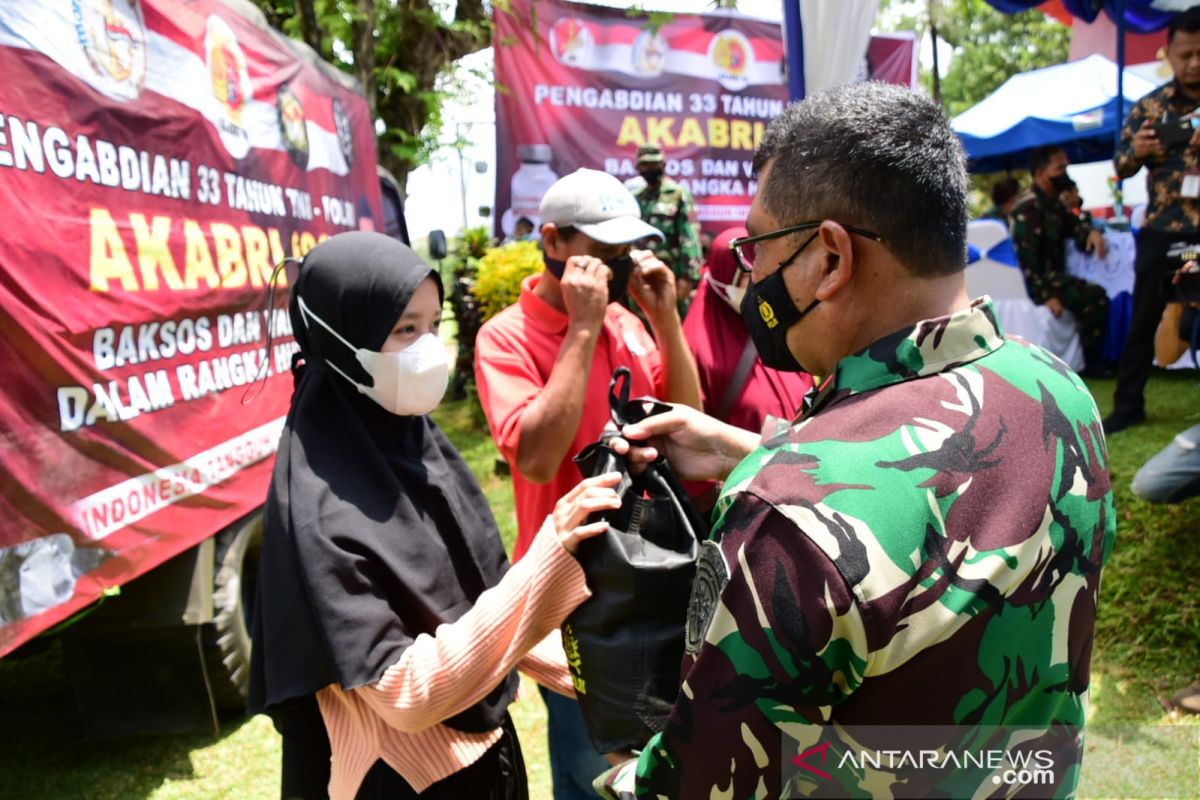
top-left (640, 169), bottom-right (664, 186)
top-left (1049, 173), bottom-right (1074, 193)
top-left (740, 233), bottom-right (820, 373)
top-left (544, 253), bottom-right (635, 305)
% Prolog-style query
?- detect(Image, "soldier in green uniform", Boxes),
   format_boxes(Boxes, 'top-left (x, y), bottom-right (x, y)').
top-left (625, 145), bottom-right (703, 312)
top-left (598, 83), bottom-right (1113, 800)
top-left (1011, 145), bottom-right (1112, 376)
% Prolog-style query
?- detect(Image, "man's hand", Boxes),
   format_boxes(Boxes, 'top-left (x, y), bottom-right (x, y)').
top-left (628, 249), bottom-right (678, 324)
top-left (1134, 120), bottom-right (1165, 159)
top-left (1086, 229), bottom-right (1108, 260)
top-left (610, 403), bottom-right (760, 483)
top-left (561, 256), bottom-right (612, 333)
top-left (1045, 297), bottom-right (1065, 318)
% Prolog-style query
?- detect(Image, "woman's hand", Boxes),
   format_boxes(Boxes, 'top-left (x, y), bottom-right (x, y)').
top-left (552, 472), bottom-right (622, 554)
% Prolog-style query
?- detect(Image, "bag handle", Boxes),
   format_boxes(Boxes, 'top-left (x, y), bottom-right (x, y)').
top-left (608, 367), bottom-right (673, 428)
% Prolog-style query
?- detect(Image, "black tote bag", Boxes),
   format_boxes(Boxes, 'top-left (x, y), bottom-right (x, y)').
top-left (563, 367), bottom-right (708, 754)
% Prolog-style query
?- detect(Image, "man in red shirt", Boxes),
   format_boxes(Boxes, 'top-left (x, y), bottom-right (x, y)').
top-left (475, 167), bottom-right (701, 798)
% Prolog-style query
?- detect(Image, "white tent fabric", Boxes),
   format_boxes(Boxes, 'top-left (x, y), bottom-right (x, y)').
top-left (798, 0), bottom-right (879, 94)
top-left (965, 220), bottom-right (1086, 371)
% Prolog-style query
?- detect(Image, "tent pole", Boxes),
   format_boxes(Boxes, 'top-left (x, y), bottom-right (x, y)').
top-left (1115, 0), bottom-right (1126, 202)
top-left (783, 0), bottom-right (806, 102)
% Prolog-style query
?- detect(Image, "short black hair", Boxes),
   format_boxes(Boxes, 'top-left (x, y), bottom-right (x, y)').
top-left (1028, 145), bottom-right (1064, 175)
top-left (752, 82), bottom-right (968, 276)
top-left (1169, 6), bottom-right (1200, 44)
top-left (516, 216), bottom-right (534, 228)
top-left (991, 177), bottom-right (1021, 207)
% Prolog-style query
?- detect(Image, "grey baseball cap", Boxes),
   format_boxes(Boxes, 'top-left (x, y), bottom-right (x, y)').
top-left (538, 168), bottom-right (663, 245)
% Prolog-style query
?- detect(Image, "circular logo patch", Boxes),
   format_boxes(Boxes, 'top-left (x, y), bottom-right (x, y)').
top-left (686, 540), bottom-right (729, 656)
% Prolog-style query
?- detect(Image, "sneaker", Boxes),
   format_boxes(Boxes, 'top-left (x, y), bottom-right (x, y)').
top-left (1102, 409), bottom-right (1146, 435)
top-left (1161, 684), bottom-right (1200, 715)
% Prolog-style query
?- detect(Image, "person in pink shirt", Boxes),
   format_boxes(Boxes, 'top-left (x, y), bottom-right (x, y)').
top-left (475, 168), bottom-right (702, 798)
top-left (683, 226), bottom-right (813, 435)
top-left (248, 232), bottom-right (621, 800)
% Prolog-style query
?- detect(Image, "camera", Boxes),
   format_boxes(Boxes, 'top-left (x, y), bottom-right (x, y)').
top-left (1152, 117), bottom-right (1198, 148)
top-left (1163, 242), bottom-right (1200, 303)
top-left (1170, 270), bottom-right (1200, 303)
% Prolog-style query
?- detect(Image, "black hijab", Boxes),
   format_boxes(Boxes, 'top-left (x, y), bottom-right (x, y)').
top-left (248, 232), bottom-right (517, 732)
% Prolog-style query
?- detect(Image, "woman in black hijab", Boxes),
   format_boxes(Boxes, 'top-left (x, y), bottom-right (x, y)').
top-left (249, 232), bottom-right (619, 799)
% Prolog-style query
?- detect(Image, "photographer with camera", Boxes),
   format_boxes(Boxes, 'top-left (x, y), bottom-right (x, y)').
top-left (1106, 7), bottom-right (1200, 433)
top-left (474, 168), bottom-right (701, 800)
top-left (1130, 260), bottom-right (1200, 504)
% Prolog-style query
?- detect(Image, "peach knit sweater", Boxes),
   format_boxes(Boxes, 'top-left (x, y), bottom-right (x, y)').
top-left (314, 521), bottom-right (590, 798)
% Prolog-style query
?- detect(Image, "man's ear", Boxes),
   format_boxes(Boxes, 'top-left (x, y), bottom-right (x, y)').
top-left (541, 224), bottom-right (561, 258)
top-left (813, 220), bottom-right (855, 301)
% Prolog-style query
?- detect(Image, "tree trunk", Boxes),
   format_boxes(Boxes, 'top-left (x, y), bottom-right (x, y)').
top-left (295, 0), bottom-right (321, 55)
top-left (929, 0), bottom-right (942, 105)
top-left (353, 0), bottom-right (378, 120)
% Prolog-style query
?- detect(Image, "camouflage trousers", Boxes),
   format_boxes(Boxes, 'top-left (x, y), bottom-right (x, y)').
top-left (1045, 275), bottom-right (1109, 352)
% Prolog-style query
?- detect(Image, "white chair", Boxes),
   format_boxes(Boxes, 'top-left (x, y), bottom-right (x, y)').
top-left (965, 220), bottom-right (1085, 371)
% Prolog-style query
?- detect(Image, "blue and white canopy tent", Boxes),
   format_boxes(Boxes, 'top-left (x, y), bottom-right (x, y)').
top-left (951, 54), bottom-right (1159, 173)
top-left (980, 1), bottom-right (1189, 162)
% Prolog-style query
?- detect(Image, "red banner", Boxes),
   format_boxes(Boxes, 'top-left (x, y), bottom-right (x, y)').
top-left (493, 0), bottom-right (916, 237)
top-left (0, 0), bottom-right (381, 656)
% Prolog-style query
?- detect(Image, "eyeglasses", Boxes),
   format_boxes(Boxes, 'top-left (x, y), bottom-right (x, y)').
top-left (728, 221), bottom-right (884, 273)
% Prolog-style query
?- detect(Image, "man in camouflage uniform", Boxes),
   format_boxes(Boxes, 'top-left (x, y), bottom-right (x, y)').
top-left (603, 83), bottom-right (1114, 800)
top-left (1011, 145), bottom-right (1111, 376)
top-left (1106, 7), bottom-right (1200, 434)
top-left (625, 145), bottom-right (703, 309)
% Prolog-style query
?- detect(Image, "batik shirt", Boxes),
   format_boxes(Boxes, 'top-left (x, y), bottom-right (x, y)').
top-left (1115, 80), bottom-right (1200, 234)
top-left (634, 298), bottom-right (1115, 799)
top-left (626, 176), bottom-right (703, 280)
top-left (1011, 187), bottom-right (1093, 304)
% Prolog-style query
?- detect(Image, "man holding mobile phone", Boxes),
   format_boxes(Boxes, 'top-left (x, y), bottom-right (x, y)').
top-left (1106, 6), bottom-right (1200, 433)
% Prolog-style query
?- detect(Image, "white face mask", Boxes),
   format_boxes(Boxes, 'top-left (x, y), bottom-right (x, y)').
top-left (297, 296), bottom-right (449, 416)
top-left (705, 273), bottom-right (746, 313)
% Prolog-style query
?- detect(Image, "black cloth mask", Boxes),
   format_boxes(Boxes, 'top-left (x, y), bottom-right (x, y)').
top-left (248, 231), bottom-right (517, 733)
top-left (640, 169), bottom-right (664, 186)
top-left (740, 232), bottom-right (820, 373)
top-left (545, 253), bottom-right (635, 304)
top-left (1050, 173), bottom-right (1074, 193)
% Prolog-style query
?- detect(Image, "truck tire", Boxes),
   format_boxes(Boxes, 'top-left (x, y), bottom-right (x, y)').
top-left (202, 515), bottom-right (262, 715)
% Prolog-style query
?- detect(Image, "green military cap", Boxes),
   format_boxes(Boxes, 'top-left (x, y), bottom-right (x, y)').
top-left (636, 144), bottom-right (665, 164)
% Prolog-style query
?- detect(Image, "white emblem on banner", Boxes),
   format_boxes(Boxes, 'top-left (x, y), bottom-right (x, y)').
top-left (631, 30), bottom-right (667, 77)
top-left (205, 15), bottom-right (252, 160)
top-left (708, 30), bottom-right (754, 92)
top-left (73, 0), bottom-right (148, 101)
top-left (550, 17), bottom-right (595, 67)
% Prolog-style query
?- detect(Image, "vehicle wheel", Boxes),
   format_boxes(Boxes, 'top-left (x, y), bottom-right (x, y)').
top-left (201, 515), bottom-right (262, 715)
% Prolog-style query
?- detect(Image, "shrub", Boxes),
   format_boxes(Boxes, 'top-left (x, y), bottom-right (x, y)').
top-left (473, 241), bottom-right (545, 322)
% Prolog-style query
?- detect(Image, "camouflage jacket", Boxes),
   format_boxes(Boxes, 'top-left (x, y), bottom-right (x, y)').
top-left (625, 176), bottom-right (703, 280)
top-left (1011, 186), bottom-right (1092, 304)
top-left (1114, 80), bottom-right (1200, 234)
top-left (634, 299), bottom-right (1115, 799)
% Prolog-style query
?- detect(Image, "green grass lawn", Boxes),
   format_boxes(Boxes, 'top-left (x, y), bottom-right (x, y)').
top-left (0, 370), bottom-right (1197, 799)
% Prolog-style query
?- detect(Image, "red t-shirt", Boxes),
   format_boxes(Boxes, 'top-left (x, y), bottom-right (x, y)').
top-left (475, 274), bottom-right (664, 561)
